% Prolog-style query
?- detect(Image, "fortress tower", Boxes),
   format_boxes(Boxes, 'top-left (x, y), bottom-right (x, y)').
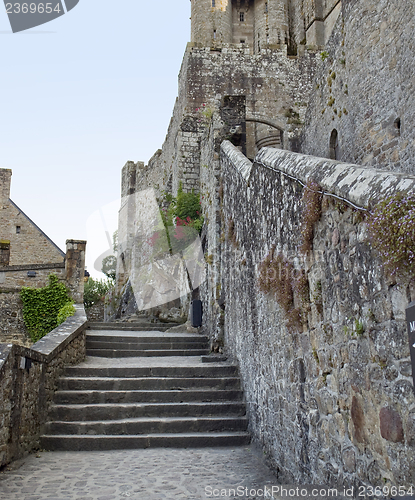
top-left (190, 0), bottom-right (291, 53)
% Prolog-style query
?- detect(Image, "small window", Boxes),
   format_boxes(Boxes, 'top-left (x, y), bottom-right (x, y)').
top-left (265, 2), bottom-right (268, 13)
top-left (394, 117), bottom-right (401, 135)
top-left (212, 0), bottom-right (215, 7)
top-left (16, 226), bottom-right (21, 234)
top-left (240, 39), bottom-right (245, 44)
top-left (330, 129), bottom-right (339, 160)
top-left (240, 12), bottom-right (244, 22)
top-left (213, 30), bottom-right (217, 40)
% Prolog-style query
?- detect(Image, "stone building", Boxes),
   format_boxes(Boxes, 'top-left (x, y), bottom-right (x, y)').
top-left (115, 0), bottom-right (415, 490)
top-left (0, 168), bottom-right (86, 345)
top-left (0, 168), bottom-right (65, 271)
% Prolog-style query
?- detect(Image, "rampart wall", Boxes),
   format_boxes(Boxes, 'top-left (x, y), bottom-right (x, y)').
top-left (300, 0), bottom-right (415, 176)
top-left (214, 141), bottom-right (415, 489)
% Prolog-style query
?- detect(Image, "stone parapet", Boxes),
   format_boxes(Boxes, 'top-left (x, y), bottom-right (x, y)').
top-left (0, 305), bottom-right (87, 467)
top-left (216, 141), bottom-right (415, 490)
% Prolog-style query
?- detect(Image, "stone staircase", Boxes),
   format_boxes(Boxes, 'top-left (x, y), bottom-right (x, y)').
top-left (40, 323), bottom-right (250, 451)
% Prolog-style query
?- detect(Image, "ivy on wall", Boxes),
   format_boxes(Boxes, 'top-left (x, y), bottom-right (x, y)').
top-left (20, 274), bottom-right (72, 342)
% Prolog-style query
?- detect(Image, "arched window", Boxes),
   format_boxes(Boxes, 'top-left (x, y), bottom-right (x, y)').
top-left (330, 129), bottom-right (339, 160)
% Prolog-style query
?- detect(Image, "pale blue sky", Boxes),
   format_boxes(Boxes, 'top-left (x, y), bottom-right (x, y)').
top-left (0, 1), bottom-right (191, 275)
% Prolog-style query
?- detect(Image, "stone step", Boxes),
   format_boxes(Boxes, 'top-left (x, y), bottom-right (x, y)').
top-left (40, 432), bottom-right (251, 451)
top-left (87, 333), bottom-right (208, 343)
top-left (86, 340), bottom-right (208, 349)
top-left (43, 416), bottom-right (248, 435)
top-left (88, 323), bottom-right (181, 332)
top-left (57, 376), bottom-right (241, 391)
top-left (86, 340), bottom-right (208, 350)
top-left (64, 365), bottom-right (239, 378)
top-left (53, 389), bottom-right (244, 405)
top-left (48, 401), bottom-right (247, 421)
top-left (86, 348), bottom-right (210, 358)
top-left (42, 326), bottom-right (250, 452)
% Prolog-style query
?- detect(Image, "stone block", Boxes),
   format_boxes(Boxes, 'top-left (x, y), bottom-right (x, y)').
top-left (379, 407), bottom-right (404, 443)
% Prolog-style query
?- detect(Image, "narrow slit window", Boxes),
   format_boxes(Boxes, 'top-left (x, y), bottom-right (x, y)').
top-left (213, 30), bottom-right (217, 40)
top-left (212, 0), bottom-right (215, 7)
top-left (265, 2), bottom-right (268, 13)
top-left (240, 12), bottom-right (245, 22)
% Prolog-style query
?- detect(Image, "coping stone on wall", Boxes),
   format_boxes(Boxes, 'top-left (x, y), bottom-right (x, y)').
top-left (29, 304), bottom-right (87, 362)
top-left (221, 140), bottom-right (252, 182)
top-left (254, 146), bottom-right (415, 209)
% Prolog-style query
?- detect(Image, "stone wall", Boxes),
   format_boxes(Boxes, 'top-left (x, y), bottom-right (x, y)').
top-left (299, 0), bottom-right (415, 176)
top-left (0, 305), bottom-right (87, 467)
top-left (0, 168), bottom-right (65, 267)
top-left (116, 43), bottom-right (316, 302)
top-left (0, 263), bottom-right (65, 289)
top-left (0, 290), bottom-right (31, 347)
top-left (213, 141), bottom-right (415, 490)
top-left (0, 241), bottom-right (86, 346)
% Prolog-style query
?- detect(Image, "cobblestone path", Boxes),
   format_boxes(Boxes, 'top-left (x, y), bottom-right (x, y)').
top-left (0, 445), bottom-right (280, 500)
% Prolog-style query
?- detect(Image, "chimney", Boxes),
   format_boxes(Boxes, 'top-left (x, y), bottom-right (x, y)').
top-left (0, 169), bottom-right (12, 207)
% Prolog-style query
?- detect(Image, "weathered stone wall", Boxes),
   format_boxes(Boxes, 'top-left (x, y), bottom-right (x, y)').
top-left (215, 141), bottom-right (415, 490)
top-left (65, 240), bottom-right (86, 304)
top-left (0, 263), bottom-right (65, 289)
top-left (0, 305), bottom-right (87, 467)
top-left (299, 0), bottom-right (415, 176)
top-left (0, 290), bottom-right (31, 347)
top-left (86, 300), bottom-right (105, 322)
top-left (116, 43), bottom-right (316, 299)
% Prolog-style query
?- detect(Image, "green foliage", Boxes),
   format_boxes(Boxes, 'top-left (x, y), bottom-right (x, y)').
top-left (320, 51), bottom-right (329, 61)
top-left (151, 183), bottom-right (204, 255)
top-left (84, 277), bottom-right (114, 310)
top-left (367, 192), bottom-right (415, 282)
top-left (20, 274), bottom-right (71, 342)
top-left (354, 318), bottom-right (365, 336)
top-left (57, 301), bottom-right (75, 326)
top-left (300, 180), bottom-right (323, 253)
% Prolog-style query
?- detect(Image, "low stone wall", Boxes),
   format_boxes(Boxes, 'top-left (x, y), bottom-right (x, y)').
top-left (0, 305), bottom-right (87, 467)
top-left (216, 142), bottom-right (415, 490)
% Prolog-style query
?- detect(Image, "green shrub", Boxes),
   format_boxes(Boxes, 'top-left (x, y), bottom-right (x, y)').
top-left (83, 278), bottom-right (113, 309)
top-left (21, 274), bottom-right (71, 342)
top-left (57, 302), bottom-right (76, 325)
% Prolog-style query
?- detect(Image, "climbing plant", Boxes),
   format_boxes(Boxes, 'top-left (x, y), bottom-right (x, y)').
top-left (20, 274), bottom-right (72, 342)
top-left (57, 301), bottom-right (76, 326)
